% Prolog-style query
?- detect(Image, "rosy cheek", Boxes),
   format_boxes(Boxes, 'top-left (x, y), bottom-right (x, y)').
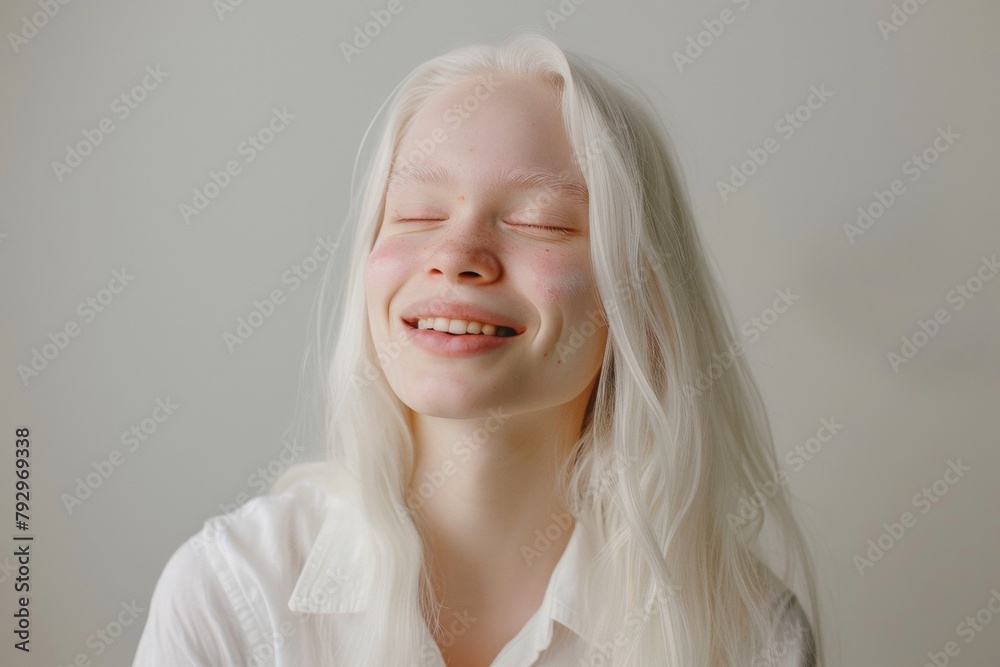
top-left (537, 253), bottom-right (594, 305)
top-left (366, 236), bottom-right (415, 286)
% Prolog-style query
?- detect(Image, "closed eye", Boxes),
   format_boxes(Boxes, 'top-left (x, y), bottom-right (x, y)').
top-left (394, 218), bottom-right (574, 235)
top-left (510, 223), bottom-right (574, 235)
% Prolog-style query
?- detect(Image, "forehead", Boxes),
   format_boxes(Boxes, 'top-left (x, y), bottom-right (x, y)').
top-left (386, 161), bottom-right (588, 207)
top-left (390, 73), bottom-right (586, 201)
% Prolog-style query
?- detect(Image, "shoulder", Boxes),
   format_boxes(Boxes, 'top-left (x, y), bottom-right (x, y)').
top-left (193, 466), bottom-right (334, 565)
top-left (133, 463), bottom-right (355, 666)
top-left (174, 462), bottom-right (359, 584)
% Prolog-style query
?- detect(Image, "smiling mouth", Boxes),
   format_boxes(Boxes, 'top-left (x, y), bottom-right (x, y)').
top-left (404, 318), bottom-right (519, 337)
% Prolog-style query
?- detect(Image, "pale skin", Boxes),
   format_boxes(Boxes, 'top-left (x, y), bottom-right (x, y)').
top-left (364, 70), bottom-right (608, 666)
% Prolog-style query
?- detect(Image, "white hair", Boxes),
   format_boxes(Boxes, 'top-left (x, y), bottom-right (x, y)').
top-left (274, 28), bottom-right (823, 666)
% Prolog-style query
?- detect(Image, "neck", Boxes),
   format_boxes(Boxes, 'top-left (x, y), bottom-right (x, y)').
top-left (405, 401), bottom-right (584, 610)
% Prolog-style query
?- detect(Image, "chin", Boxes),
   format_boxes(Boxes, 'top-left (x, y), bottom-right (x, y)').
top-left (401, 397), bottom-right (488, 420)
top-left (393, 383), bottom-right (497, 420)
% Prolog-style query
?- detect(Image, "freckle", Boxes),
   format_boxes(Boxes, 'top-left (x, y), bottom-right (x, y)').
top-left (457, 195), bottom-right (465, 201)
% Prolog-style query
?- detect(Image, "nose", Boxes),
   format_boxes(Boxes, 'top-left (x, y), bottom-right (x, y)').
top-left (425, 216), bottom-right (502, 284)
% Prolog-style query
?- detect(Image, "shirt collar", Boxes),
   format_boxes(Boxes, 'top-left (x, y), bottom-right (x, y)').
top-left (285, 492), bottom-right (371, 613)
top-left (287, 492), bottom-right (601, 649)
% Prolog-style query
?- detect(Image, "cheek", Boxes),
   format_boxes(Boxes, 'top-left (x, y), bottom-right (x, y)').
top-left (365, 237), bottom-right (414, 295)
top-left (543, 270), bottom-right (591, 304)
top-left (537, 252), bottom-right (596, 305)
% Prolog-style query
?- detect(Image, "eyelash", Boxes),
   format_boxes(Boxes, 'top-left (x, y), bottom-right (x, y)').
top-left (514, 223), bottom-right (573, 235)
top-left (395, 218), bottom-right (572, 235)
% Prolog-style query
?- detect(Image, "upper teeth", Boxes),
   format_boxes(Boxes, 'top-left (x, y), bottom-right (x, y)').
top-left (416, 317), bottom-right (513, 336)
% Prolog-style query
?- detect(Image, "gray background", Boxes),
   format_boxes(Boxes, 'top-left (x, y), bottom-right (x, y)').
top-left (2, 1), bottom-right (998, 665)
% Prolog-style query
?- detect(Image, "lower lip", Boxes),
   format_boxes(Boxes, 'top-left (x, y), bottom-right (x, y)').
top-left (403, 323), bottom-right (520, 356)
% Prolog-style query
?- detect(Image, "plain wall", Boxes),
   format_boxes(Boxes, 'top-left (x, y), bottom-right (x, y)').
top-left (1, 0), bottom-right (998, 664)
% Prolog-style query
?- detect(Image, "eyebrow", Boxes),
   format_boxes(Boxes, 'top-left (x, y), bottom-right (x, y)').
top-left (386, 162), bottom-right (589, 207)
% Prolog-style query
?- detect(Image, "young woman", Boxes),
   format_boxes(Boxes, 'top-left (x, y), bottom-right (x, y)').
top-left (134, 31), bottom-right (822, 667)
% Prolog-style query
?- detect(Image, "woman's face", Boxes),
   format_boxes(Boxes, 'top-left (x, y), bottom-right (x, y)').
top-left (364, 71), bottom-right (607, 420)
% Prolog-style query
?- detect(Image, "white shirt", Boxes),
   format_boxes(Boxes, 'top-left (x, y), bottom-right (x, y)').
top-left (133, 477), bottom-right (816, 666)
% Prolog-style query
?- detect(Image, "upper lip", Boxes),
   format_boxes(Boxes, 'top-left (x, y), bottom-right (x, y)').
top-left (401, 299), bottom-right (525, 334)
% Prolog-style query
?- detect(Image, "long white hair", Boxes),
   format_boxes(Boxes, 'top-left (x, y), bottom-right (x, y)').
top-left (274, 29), bottom-right (823, 666)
